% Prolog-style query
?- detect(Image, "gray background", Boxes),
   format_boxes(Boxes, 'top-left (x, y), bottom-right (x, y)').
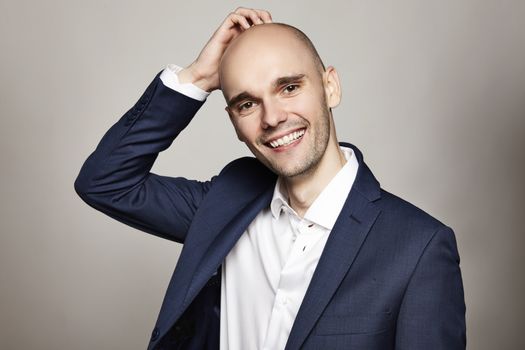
top-left (1, 0), bottom-right (524, 349)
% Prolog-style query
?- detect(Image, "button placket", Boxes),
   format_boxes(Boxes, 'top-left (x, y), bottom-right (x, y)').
top-left (275, 289), bottom-right (288, 307)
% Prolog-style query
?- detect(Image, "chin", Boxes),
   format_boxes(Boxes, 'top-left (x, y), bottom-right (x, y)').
top-left (252, 146), bottom-right (317, 178)
top-left (267, 159), bottom-right (316, 178)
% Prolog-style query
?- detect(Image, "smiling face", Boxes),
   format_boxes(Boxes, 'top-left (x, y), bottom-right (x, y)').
top-left (219, 24), bottom-right (341, 178)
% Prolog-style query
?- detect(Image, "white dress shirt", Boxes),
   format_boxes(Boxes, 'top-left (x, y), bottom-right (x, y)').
top-left (159, 64), bottom-right (359, 350)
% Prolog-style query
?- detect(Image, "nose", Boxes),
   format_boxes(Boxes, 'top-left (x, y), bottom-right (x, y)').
top-left (261, 98), bottom-right (287, 129)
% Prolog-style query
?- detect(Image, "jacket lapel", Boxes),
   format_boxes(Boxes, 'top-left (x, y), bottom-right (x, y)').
top-left (285, 143), bottom-right (383, 350)
top-left (157, 158), bottom-right (276, 330)
top-left (184, 183), bottom-right (275, 305)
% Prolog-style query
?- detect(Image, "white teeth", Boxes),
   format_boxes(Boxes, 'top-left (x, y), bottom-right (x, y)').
top-left (269, 129), bottom-right (305, 148)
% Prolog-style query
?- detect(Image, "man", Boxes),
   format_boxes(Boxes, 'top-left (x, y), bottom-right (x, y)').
top-left (74, 7), bottom-right (466, 350)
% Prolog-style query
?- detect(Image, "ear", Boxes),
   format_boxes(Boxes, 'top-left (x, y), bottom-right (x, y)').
top-left (225, 106), bottom-right (244, 142)
top-left (323, 66), bottom-right (342, 108)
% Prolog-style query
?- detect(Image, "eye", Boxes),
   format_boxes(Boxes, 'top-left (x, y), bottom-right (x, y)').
top-left (283, 84), bottom-right (299, 93)
top-left (238, 101), bottom-right (255, 111)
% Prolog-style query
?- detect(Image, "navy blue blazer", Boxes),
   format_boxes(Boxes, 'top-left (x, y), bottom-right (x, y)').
top-left (75, 72), bottom-right (466, 349)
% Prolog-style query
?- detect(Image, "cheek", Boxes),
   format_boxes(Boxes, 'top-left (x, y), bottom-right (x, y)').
top-left (288, 94), bottom-right (322, 118)
top-left (233, 118), bottom-right (260, 143)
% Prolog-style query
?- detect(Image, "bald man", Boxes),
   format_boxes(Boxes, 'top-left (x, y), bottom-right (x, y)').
top-left (75, 8), bottom-right (466, 350)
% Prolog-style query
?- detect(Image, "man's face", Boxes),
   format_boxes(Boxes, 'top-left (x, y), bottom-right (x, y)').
top-left (219, 26), bottom-right (336, 178)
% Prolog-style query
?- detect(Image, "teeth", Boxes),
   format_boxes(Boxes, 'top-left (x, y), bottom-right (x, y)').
top-left (269, 129), bottom-right (305, 148)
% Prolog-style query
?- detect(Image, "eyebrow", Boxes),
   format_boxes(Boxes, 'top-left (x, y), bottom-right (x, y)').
top-left (227, 74), bottom-right (306, 108)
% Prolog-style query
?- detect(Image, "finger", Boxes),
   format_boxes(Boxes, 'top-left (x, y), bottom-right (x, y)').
top-left (249, 12), bottom-right (264, 25)
top-left (228, 13), bottom-right (251, 30)
top-left (233, 7), bottom-right (265, 25)
top-left (245, 10), bottom-right (264, 25)
top-left (254, 9), bottom-right (272, 23)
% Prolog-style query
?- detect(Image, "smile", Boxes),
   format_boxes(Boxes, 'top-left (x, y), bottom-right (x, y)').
top-left (267, 128), bottom-right (306, 148)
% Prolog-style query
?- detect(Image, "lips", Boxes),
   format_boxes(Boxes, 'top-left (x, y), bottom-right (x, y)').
top-left (266, 128), bottom-right (306, 149)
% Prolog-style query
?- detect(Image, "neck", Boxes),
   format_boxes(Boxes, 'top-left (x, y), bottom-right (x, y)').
top-left (281, 138), bottom-right (347, 218)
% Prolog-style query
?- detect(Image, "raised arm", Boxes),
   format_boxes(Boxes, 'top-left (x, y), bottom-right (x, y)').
top-left (74, 8), bottom-right (273, 243)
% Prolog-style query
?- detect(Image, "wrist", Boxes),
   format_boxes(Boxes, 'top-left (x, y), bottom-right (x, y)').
top-left (178, 63), bottom-right (215, 92)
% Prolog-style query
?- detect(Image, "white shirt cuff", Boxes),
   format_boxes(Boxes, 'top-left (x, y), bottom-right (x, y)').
top-left (159, 63), bottom-right (210, 102)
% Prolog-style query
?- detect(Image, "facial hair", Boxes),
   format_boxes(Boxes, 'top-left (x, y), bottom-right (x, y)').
top-left (254, 101), bottom-right (331, 179)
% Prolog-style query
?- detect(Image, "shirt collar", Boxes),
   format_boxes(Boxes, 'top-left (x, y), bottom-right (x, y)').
top-left (270, 146), bottom-right (359, 230)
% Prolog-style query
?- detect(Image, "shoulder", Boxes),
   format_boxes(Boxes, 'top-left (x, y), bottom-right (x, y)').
top-left (373, 188), bottom-right (455, 250)
top-left (219, 156), bottom-right (263, 173)
top-left (379, 189), bottom-right (446, 229)
top-left (211, 156), bottom-right (277, 190)
top-left (362, 189), bottom-right (462, 283)
top-left (218, 156), bottom-right (274, 178)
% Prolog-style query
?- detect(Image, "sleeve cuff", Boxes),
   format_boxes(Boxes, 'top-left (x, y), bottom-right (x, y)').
top-left (159, 63), bottom-right (211, 102)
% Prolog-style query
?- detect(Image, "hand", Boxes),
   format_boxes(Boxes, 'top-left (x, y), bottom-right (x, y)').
top-left (178, 7), bottom-right (272, 92)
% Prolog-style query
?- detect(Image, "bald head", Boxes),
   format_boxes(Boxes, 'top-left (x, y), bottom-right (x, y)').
top-left (272, 23), bottom-right (326, 72)
top-left (217, 21), bottom-right (343, 178)
top-left (219, 23), bottom-right (326, 96)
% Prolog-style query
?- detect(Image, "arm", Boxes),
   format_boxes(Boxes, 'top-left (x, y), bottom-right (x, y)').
top-left (395, 226), bottom-right (467, 349)
top-left (74, 74), bottom-right (209, 243)
top-left (74, 8), bottom-right (272, 244)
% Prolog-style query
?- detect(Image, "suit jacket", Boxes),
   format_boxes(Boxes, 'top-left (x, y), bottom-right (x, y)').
top-left (74, 71), bottom-right (466, 349)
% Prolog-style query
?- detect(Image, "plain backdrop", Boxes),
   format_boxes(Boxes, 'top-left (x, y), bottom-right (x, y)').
top-left (1, 0), bottom-right (524, 349)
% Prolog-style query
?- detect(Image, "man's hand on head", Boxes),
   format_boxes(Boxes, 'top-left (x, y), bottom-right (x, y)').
top-left (178, 7), bottom-right (272, 92)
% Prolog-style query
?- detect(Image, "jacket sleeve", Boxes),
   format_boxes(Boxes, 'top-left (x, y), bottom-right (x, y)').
top-left (395, 226), bottom-right (467, 349)
top-left (74, 71), bottom-right (211, 244)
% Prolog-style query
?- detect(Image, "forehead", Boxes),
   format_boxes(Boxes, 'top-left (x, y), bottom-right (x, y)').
top-left (219, 29), bottom-right (319, 98)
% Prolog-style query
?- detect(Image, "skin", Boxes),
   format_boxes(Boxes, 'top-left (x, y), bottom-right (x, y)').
top-left (179, 8), bottom-right (346, 217)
